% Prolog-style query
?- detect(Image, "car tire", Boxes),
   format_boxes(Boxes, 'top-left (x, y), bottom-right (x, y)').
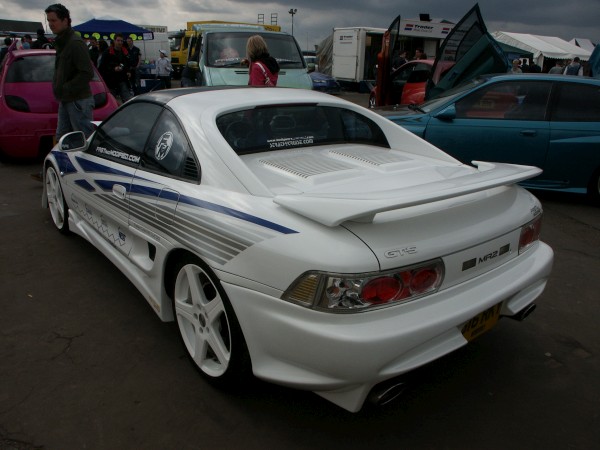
top-left (171, 255), bottom-right (251, 384)
top-left (45, 165), bottom-right (70, 234)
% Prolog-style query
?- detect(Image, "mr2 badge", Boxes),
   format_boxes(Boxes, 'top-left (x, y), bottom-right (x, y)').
top-left (462, 244), bottom-right (511, 272)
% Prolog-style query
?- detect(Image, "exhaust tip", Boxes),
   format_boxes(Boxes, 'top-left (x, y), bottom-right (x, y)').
top-left (510, 303), bottom-right (537, 321)
top-left (367, 379), bottom-right (407, 407)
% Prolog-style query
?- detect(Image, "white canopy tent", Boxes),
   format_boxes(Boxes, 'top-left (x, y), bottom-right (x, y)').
top-left (492, 31), bottom-right (592, 68)
top-left (570, 38), bottom-right (596, 53)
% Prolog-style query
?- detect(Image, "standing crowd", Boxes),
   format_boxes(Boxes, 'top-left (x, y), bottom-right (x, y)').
top-left (509, 57), bottom-right (587, 76)
top-left (89, 34), bottom-right (171, 103)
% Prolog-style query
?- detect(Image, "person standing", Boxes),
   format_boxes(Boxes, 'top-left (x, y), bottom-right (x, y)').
top-left (31, 28), bottom-right (50, 49)
top-left (392, 50), bottom-right (407, 71)
top-left (99, 33), bottom-right (132, 102)
top-left (413, 48), bottom-right (427, 60)
top-left (97, 40), bottom-right (108, 67)
top-left (31, 3), bottom-right (95, 182)
top-left (156, 49), bottom-right (173, 89)
top-left (0, 37), bottom-right (12, 63)
top-left (126, 37), bottom-right (141, 94)
top-left (88, 36), bottom-right (100, 67)
top-left (46, 3), bottom-right (94, 138)
top-left (22, 35), bottom-right (33, 49)
top-left (548, 61), bottom-right (564, 74)
top-left (509, 59), bottom-right (522, 74)
top-left (245, 35), bottom-right (279, 87)
top-left (563, 57), bottom-right (583, 76)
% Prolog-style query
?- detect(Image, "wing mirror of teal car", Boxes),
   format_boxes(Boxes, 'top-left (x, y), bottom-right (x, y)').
top-left (59, 131), bottom-right (86, 151)
top-left (433, 104), bottom-right (457, 121)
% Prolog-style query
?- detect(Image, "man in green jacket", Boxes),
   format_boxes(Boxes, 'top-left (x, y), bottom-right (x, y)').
top-left (46, 3), bottom-right (95, 139)
top-left (32, 3), bottom-right (94, 182)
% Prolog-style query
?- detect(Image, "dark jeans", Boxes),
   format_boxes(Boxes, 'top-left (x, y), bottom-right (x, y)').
top-left (56, 97), bottom-right (94, 139)
top-left (110, 81), bottom-right (133, 103)
top-left (158, 76), bottom-right (171, 89)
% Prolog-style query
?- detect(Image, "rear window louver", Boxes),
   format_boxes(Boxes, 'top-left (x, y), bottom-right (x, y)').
top-left (183, 157), bottom-right (200, 179)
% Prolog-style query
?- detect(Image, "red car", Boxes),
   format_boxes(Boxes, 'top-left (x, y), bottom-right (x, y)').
top-left (0, 47), bottom-right (118, 159)
top-left (370, 5), bottom-right (508, 109)
top-left (369, 59), bottom-right (435, 108)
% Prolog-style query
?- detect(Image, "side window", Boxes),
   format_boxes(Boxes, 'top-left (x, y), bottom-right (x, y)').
top-left (552, 83), bottom-right (600, 122)
top-left (141, 109), bottom-right (200, 181)
top-left (456, 81), bottom-right (551, 120)
top-left (407, 63), bottom-right (432, 83)
top-left (393, 65), bottom-right (414, 83)
top-left (340, 109), bottom-right (389, 146)
top-left (88, 102), bottom-right (162, 166)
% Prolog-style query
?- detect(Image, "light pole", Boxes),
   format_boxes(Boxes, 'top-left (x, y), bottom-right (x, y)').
top-left (288, 8), bottom-right (297, 36)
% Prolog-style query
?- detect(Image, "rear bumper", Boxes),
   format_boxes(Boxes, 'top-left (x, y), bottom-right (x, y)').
top-left (224, 241), bottom-right (553, 412)
top-left (0, 132), bottom-right (54, 158)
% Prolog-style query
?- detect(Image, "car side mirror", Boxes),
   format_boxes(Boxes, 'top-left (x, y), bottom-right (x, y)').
top-left (307, 62), bottom-right (316, 73)
top-left (59, 131), bottom-right (86, 151)
top-left (433, 105), bottom-right (456, 121)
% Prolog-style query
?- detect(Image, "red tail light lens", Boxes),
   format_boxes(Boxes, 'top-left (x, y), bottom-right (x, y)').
top-left (519, 215), bottom-right (542, 254)
top-left (363, 276), bottom-right (403, 303)
top-left (410, 267), bottom-right (441, 294)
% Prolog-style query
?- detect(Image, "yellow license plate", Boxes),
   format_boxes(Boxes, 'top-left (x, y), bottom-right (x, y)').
top-left (461, 303), bottom-right (502, 342)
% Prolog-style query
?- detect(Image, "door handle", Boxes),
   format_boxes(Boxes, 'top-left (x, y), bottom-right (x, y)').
top-left (520, 130), bottom-right (537, 136)
top-left (112, 184), bottom-right (127, 199)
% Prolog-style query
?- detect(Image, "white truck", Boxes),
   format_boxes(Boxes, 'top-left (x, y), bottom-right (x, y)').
top-left (135, 25), bottom-right (170, 63)
top-left (331, 19), bottom-right (455, 91)
top-left (331, 27), bottom-right (386, 91)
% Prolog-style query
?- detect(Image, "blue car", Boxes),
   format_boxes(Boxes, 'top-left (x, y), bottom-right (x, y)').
top-left (310, 71), bottom-right (341, 94)
top-left (377, 74), bottom-right (600, 200)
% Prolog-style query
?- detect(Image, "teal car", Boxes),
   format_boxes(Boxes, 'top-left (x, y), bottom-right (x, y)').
top-left (377, 74), bottom-right (600, 200)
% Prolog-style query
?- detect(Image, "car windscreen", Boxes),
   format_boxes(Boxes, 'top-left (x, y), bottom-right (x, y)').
top-left (206, 32), bottom-right (305, 69)
top-left (169, 34), bottom-right (184, 51)
top-left (5, 54), bottom-right (100, 83)
top-left (217, 105), bottom-right (390, 154)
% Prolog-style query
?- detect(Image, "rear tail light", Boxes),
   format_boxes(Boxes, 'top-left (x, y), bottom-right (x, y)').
top-left (283, 259), bottom-right (444, 312)
top-left (6, 95), bottom-right (30, 112)
top-left (519, 214), bottom-right (543, 254)
top-left (363, 276), bottom-right (402, 304)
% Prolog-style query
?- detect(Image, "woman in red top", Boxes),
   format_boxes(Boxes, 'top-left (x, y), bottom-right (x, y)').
top-left (246, 35), bottom-right (279, 87)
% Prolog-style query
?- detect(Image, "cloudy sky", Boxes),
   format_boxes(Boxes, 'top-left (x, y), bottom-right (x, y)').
top-left (1, 0), bottom-right (599, 50)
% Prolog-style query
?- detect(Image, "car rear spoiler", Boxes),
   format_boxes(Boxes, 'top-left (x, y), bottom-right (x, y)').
top-left (273, 161), bottom-right (541, 227)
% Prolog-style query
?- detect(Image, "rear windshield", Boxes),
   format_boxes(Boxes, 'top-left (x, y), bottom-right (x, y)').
top-left (6, 54), bottom-right (55, 82)
top-left (206, 32), bottom-right (305, 69)
top-left (5, 54), bottom-right (100, 83)
top-left (217, 105), bottom-right (390, 154)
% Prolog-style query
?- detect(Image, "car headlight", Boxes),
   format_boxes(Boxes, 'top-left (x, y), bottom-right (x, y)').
top-left (282, 259), bottom-right (444, 312)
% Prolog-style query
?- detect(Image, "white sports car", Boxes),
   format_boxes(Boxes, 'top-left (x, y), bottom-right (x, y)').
top-left (43, 87), bottom-right (554, 412)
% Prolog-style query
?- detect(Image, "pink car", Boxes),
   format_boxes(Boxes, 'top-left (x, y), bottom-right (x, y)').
top-left (0, 48), bottom-right (118, 159)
